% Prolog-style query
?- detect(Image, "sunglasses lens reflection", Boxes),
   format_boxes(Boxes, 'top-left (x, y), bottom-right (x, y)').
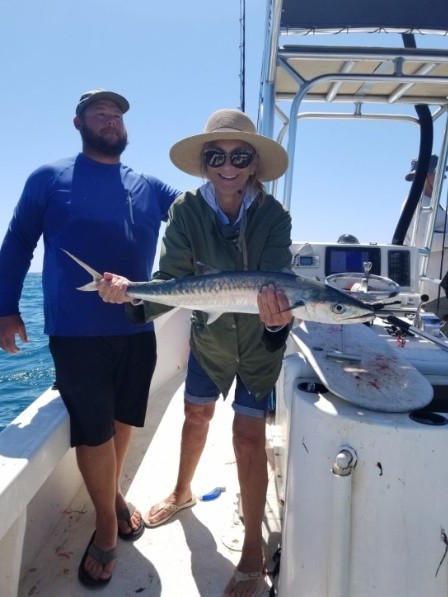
top-left (230, 152), bottom-right (254, 168)
top-left (203, 149), bottom-right (254, 169)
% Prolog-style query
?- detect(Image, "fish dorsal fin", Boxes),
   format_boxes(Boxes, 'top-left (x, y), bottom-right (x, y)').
top-left (196, 262), bottom-right (221, 275)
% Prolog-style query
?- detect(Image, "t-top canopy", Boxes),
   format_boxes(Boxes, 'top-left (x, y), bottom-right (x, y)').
top-left (280, 0), bottom-right (448, 34)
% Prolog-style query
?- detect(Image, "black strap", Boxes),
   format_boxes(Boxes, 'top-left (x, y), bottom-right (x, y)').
top-left (268, 547), bottom-right (281, 596)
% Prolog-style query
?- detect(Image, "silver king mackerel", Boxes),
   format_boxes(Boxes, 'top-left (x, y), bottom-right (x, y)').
top-left (63, 250), bottom-right (374, 325)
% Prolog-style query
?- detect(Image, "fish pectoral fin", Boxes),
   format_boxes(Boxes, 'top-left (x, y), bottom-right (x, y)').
top-left (276, 300), bottom-right (304, 315)
top-left (205, 311), bottom-right (223, 325)
top-left (290, 300), bottom-right (305, 309)
top-left (289, 300), bottom-right (306, 317)
top-left (62, 249), bottom-right (103, 283)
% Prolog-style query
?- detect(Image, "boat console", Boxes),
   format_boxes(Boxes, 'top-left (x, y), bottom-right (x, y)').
top-left (261, 2), bottom-right (448, 594)
top-left (291, 240), bottom-right (424, 310)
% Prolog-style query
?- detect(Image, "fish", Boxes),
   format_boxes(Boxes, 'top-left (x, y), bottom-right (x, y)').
top-left (62, 250), bottom-right (375, 325)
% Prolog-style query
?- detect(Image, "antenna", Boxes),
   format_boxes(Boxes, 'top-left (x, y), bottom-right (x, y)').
top-left (239, 0), bottom-right (246, 112)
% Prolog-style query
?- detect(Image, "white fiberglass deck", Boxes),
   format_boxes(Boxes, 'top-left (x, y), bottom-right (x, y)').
top-left (17, 375), bottom-right (281, 597)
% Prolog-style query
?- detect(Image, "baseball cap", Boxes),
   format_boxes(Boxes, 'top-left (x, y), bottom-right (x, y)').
top-left (405, 154), bottom-right (444, 181)
top-left (75, 89), bottom-right (129, 116)
top-left (337, 233), bottom-right (360, 244)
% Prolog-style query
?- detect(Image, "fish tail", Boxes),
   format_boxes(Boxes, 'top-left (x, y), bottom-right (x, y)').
top-left (61, 249), bottom-right (102, 291)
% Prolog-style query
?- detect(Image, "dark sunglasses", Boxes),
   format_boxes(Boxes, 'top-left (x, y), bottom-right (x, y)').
top-left (202, 148), bottom-right (255, 169)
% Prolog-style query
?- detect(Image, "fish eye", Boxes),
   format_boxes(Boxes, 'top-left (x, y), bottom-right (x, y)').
top-left (332, 303), bottom-right (347, 314)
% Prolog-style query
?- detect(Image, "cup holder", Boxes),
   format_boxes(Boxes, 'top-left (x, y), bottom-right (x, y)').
top-left (297, 381), bottom-right (328, 394)
top-left (409, 411), bottom-right (448, 426)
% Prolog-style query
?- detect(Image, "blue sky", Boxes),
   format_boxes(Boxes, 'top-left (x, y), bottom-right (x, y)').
top-left (1, 0), bottom-right (447, 272)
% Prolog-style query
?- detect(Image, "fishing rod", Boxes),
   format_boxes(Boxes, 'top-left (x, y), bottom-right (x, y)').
top-left (239, 0), bottom-right (246, 112)
top-left (386, 313), bottom-right (448, 351)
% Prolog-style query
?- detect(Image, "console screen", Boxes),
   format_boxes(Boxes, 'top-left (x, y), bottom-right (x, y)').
top-left (325, 247), bottom-right (381, 275)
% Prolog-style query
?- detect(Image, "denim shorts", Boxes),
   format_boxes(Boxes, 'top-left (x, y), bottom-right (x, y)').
top-left (184, 352), bottom-right (269, 419)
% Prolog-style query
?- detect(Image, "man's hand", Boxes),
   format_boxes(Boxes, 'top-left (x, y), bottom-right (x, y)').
top-left (0, 314), bottom-right (28, 353)
top-left (96, 272), bottom-right (133, 304)
top-left (257, 284), bottom-right (294, 328)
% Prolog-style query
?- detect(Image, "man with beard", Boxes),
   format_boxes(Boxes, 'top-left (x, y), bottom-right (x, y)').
top-left (0, 89), bottom-right (180, 588)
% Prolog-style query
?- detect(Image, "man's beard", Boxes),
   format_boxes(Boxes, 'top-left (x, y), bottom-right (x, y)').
top-left (80, 124), bottom-right (128, 157)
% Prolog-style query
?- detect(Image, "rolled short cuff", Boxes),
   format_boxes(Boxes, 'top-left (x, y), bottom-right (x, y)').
top-left (232, 402), bottom-right (267, 419)
top-left (184, 390), bottom-right (219, 405)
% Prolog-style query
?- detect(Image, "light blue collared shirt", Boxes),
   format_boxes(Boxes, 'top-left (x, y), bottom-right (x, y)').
top-left (199, 181), bottom-right (256, 224)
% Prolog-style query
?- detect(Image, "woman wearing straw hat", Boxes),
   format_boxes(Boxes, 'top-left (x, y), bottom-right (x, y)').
top-left (97, 108), bottom-right (293, 596)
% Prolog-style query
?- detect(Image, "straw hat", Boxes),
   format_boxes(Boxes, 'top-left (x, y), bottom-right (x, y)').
top-left (169, 109), bottom-right (288, 182)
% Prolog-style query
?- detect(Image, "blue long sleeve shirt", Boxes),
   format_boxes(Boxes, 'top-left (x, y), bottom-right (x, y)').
top-left (0, 153), bottom-right (179, 336)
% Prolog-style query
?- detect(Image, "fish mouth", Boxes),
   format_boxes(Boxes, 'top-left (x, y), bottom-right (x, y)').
top-left (333, 304), bottom-right (375, 323)
top-left (346, 313), bottom-right (375, 323)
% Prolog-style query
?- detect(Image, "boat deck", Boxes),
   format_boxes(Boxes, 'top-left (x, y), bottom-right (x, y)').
top-left (18, 373), bottom-right (281, 596)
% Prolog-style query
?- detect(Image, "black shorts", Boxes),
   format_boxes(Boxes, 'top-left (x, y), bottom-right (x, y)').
top-left (49, 332), bottom-right (157, 447)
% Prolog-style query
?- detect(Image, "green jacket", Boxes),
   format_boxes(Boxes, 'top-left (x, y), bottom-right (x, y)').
top-left (133, 188), bottom-right (292, 398)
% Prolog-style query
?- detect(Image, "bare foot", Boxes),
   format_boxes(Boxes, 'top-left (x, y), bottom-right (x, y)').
top-left (143, 491), bottom-right (196, 527)
top-left (83, 545), bottom-right (115, 582)
top-left (115, 492), bottom-right (142, 535)
top-left (116, 492), bottom-right (142, 536)
top-left (224, 569), bottom-right (265, 597)
top-left (224, 546), bottom-right (265, 597)
top-left (83, 515), bottom-right (117, 582)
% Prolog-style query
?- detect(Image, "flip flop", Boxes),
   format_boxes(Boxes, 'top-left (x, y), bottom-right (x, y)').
top-left (117, 504), bottom-right (145, 541)
top-left (78, 531), bottom-right (117, 589)
top-left (226, 569), bottom-right (265, 597)
top-left (143, 496), bottom-right (197, 528)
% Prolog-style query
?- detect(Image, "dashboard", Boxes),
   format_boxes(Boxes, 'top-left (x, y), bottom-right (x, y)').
top-left (291, 241), bottom-right (421, 308)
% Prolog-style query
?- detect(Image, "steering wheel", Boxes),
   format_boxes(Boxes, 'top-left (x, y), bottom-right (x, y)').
top-left (325, 272), bottom-right (401, 301)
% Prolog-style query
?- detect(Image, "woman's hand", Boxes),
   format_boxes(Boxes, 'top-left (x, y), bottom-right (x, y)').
top-left (257, 284), bottom-right (294, 328)
top-left (97, 272), bottom-right (132, 304)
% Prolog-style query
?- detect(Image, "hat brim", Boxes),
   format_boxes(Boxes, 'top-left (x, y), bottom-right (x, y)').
top-left (76, 91), bottom-right (129, 116)
top-left (169, 131), bottom-right (288, 182)
top-left (406, 170), bottom-right (446, 181)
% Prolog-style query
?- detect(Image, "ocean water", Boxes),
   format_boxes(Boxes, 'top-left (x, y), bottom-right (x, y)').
top-left (0, 273), bottom-right (54, 432)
